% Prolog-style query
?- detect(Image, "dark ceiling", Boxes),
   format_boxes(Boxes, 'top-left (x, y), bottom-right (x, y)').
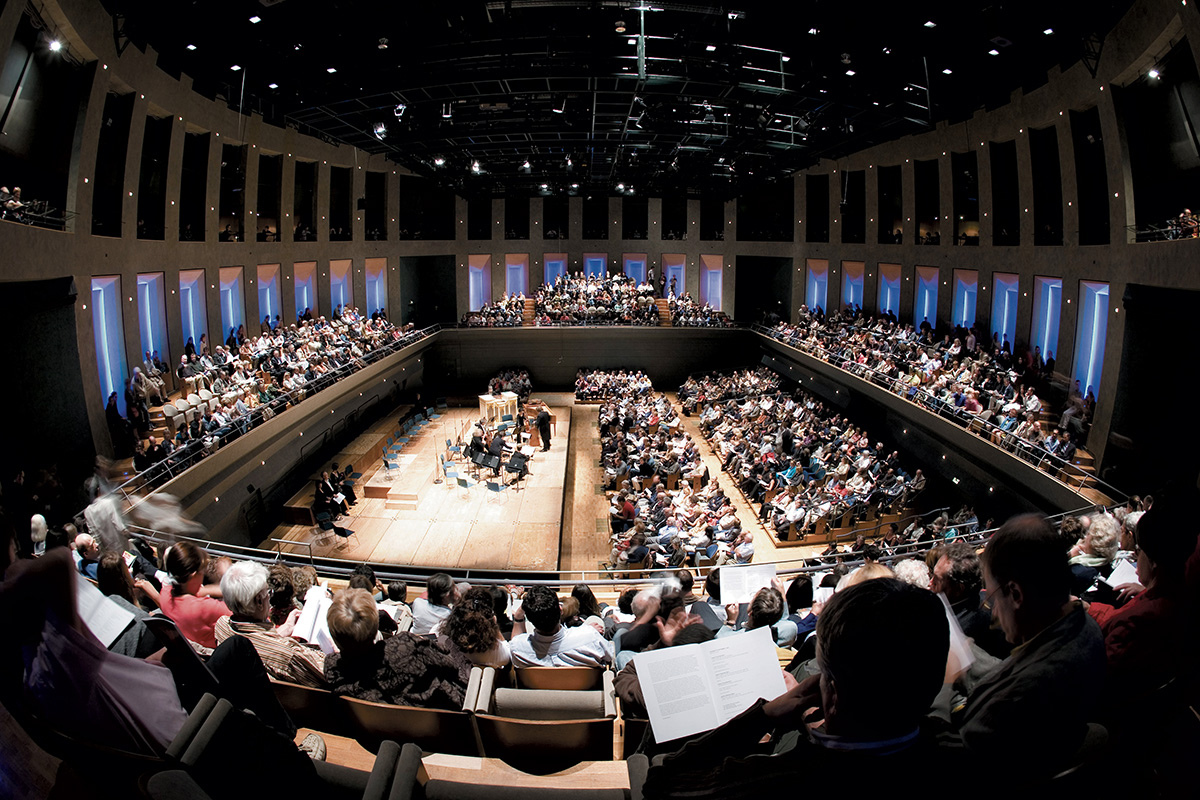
top-left (103, 0), bottom-right (1133, 198)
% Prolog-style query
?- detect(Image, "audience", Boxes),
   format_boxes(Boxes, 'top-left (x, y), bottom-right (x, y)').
top-left (534, 273), bottom-right (660, 326)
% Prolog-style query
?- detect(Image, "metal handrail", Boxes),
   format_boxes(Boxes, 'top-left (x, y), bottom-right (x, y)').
top-left (754, 323), bottom-right (1126, 503)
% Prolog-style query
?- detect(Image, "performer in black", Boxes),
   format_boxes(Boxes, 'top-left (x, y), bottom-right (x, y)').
top-left (536, 408), bottom-right (552, 451)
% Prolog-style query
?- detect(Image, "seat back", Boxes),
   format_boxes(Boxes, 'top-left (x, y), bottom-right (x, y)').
top-left (187, 393), bottom-right (202, 406)
top-left (162, 403), bottom-right (178, 417)
top-left (339, 696), bottom-right (479, 756)
top-left (271, 679), bottom-right (349, 738)
top-left (514, 666), bottom-right (604, 691)
top-left (472, 715), bottom-right (616, 773)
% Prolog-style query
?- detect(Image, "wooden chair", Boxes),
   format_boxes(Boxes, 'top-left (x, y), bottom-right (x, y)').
top-left (514, 666), bottom-right (606, 691)
top-left (339, 695), bottom-right (480, 757)
top-left (270, 678), bottom-right (350, 738)
top-left (471, 669), bottom-right (617, 774)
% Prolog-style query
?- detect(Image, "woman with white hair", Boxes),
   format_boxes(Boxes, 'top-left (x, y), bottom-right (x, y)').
top-left (213, 560), bottom-right (328, 688)
top-left (1068, 513), bottom-right (1121, 594)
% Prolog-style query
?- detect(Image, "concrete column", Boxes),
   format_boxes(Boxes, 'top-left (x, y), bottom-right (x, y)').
top-left (901, 158), bottom-right (916, 244)
top-left (67, 61), bottom-right (109, 234)
top-left (1055, 115), bottom-right (1079, 247)
top-left (164, 112), bottom-right (186, 240)
top-left (352, 163), bottom-right (366, 242)
top-left (1015, 129), bottom-right (1035, 247)
top-left (829, 166), bottom-right (842, 244)
top-left (122, 94), bottom-right (149, 240)
top-left (938, 150), bottom-right (953, 246)
top-left (864, 164), bottom-right (879, 247)
top-left (205, 134), bottom-right (221, 243)
top-left (1096, 85), bottom-right (1133, 244)
top-left (280, 152), bottom-right (296, 241)
top-left (976, 141), bottom-right (993, 245)
top-left (316, 160), bottom-right (330, 241)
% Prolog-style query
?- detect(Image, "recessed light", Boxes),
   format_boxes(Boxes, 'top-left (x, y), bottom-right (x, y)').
top-left (1043, 28), bottom-right (1054, 35)
top-left (249, 15), bottom-right (261, 23)
top-left (1148, 69), bottom-right (1160, 79)
top-left (705, 44), bottom-right (716, 51)
top-left (989, 49), bottom-right (1000, 56)
top-left (942, 68), bottom-right (952, 74)
top-left (628, 38), bottom-right (637, 45)
top-left (924, 20), bottom-right (937, 28)
top-left (268, 82), bottom-right (278, 89)
top-left (845, 69), bottom-right (856, 76)
top-left (327, 67), bottom-right (337, 73)
top-left (186, 44), bottom-right (197, 51)
top-left (231, 64), bottom-right (241, 71)
top-left (808, 27), bottom-right (818, 35)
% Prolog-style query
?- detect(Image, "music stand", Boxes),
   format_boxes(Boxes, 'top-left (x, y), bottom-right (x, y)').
top-left (505, 453), bottom-right (529, 491)
top-left (470, 451), bottom-right (488, 480)
top-left (482, 453), bottom-right (501, 478)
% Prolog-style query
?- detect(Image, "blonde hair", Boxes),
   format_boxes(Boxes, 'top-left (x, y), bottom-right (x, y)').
top-left (842, 562), bottom-right (895, 589)
top-left (326, 588), bottom-right (379, 653)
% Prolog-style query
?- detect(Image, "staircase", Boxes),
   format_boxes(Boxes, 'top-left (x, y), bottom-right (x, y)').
top-left (655, 298), bottom-right (672, 327)
top-left (523, 297), bottom-right (536, 326)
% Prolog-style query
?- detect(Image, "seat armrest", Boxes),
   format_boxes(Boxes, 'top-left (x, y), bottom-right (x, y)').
top-left (627, 754), bottom-right (650, 800)
top-left (602, 671), bottom-right (616, 718)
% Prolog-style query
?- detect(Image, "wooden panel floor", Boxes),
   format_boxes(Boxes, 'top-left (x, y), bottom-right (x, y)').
top-left (269, 397), bottom-right (575, 572)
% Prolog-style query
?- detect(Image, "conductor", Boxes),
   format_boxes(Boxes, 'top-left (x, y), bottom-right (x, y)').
top-left (536, 408), bottom-right (552, 451)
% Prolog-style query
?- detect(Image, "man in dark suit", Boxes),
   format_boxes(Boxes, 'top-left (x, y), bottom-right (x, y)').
top-left (536, 408), bottom-right (552, 451)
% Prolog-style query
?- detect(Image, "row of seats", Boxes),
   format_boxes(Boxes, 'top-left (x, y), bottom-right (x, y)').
top-left (380, 408), bottom-right (442, 478)
top-left (272, 666), bottom-right (619, 776)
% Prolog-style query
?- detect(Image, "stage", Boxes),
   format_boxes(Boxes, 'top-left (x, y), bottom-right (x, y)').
top-left (269, 398), bottom-right (572, 571)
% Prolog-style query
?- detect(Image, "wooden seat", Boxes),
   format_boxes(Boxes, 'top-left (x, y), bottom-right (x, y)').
top-left (339, 695), bottom-right (480, 757)
top-left (270, 678), bottom-right (350, 738)
top-left (514, 666), bottom-right (606, 691)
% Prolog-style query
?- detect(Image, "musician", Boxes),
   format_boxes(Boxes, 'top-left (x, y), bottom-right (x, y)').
top-left (536, 407), bottom-right (552, 451)
top-left (487, 431), bottom-right (509, 475)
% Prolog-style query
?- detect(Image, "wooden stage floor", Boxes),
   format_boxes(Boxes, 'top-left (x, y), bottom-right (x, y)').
top-left (269, 396), bottom-right (573, 572)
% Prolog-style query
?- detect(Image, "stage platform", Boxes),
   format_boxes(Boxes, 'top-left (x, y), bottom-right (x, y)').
top-left (269, 397), bottom-right (572, 572)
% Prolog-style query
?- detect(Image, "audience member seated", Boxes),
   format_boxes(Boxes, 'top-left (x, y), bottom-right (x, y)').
top-left (324, 587), bottom-right (472, 709)
top-left (930, 542), bottom-right (1010, 658)
top-left (214, 560), bottom-right (328, 687)
top-left (1066, 511), bottom-right (1120, 594)
top-left (669, 292), bottom-right (729, 328)
top-left (510, 585), bottom-right (613, 667)
top-left (157, 541), bottom-right (231, 649)
top-left (412, 572), bottom-right (459, 634)
top-left (951, 513), bottom-right (1105, 785)
top-left (643, 578), bottom-right (956, 798)
top-left (438, 586), bottom-right (512, 668)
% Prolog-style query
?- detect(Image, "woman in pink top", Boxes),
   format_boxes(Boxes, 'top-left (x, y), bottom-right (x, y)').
top-left (157, 541), bottom-right (230, 649)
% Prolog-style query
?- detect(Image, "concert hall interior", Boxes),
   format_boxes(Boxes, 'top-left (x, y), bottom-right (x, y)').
top-left (1, 0), bottom-right (1199, 798)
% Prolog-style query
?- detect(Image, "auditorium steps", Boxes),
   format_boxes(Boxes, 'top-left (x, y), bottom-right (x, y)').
top-left (522, 297), bottom-right (536, 325)
top-left (655, 297), bottom-right (672, 326)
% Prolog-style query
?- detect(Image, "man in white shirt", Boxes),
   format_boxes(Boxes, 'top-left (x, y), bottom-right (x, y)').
top-left (510, 585), bottom-right (613, 667)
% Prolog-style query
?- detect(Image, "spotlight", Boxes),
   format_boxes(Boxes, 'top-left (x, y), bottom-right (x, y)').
top-left (471, 160), bottom-right (481, 173)
top-left (433, 156), bottom-right (445, 166)
top-left (393, 103), bottom-right (407, 118)
top-left (552, 99), bottom-right (566, 114)
top-left (565, 156), bottom-right (572, 167)
top-left (442, 103), bottom-right (453, 119)
top-left (378, 37), bottom-right (389, 50)
top-left (326, 67), bottom-right (337, 73)
top-left (268, 83), bottom-right (279, 89)
top-left (49, 40), bottom-right (62, 52)
top-left (522, 160), bottom-right (531, 170)
top-left (616, 183), bottom-right (625, 190)
top-left (249, 15), bottom-right (262, 23)
top-left (615, 20), bottom-right (626, 32)
top-left (373, 122), bottom-right (387, 141)
top-left (186, 44), bottom-right (197, 51)
top-left (1148, 68), bottom-right (1160, 79)
top-left (231, 64), bottom-right (242, 71)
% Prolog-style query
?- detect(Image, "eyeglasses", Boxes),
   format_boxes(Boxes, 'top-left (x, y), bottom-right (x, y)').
top-left (981, 585), bottom-right (1004, 611)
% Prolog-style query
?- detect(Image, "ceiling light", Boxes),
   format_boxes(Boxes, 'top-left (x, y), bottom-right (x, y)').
top-left (1148, 68), bottom-right (1160, 78)
top-left (1043, 28), bottom-right (1054, 35)
top-left (378, 38), bottom-right (389, 50)
top-left (845, 69), bottom-right (856, 76)
top-left (231, 64), bottom-right (241, 71)
top-left (706, 44), bottom-right (716, 52)
top-left (326, 67), bottom-right (337, 73)
top-left (565, 156), bottom-right (572, 166)
top-left (628, 37), bottom-right (637, 45)
top-left (924, 20), bottom-right (936, 28)
top-left (882, 47), bottom-right (891, 54)
top-left (373, 122), bottom-right (387, 140)
top-left (249, 15), bottom-right (261, 23)
top-left (394, 103), bottom-right (406, 117)
top-left (552, 100), bottom-right (565, 113)
top-left (433, 156), bottom-right (445, 166)
top-left (186, 44), bottom-right (197, 50)
top-left (471, 160), bottom-right (480, 173)
top-left (942, 68), bottom-right (952, 74)
top-left (781, 55), bottom-right (790, 62)
top-left (48, 40), bottom-right (61, 52)
top-left (522, 160), bottom-right (531, 170)
top-left (571, 183), bottom-right (579, 188)
top-left (988, 49), bottom-right (1000, 55)
top-left (615, 20), bottom-right (626, 32)
top-left (540, 183), bottom-right (548, 189)
top-left (616, 183), bottom-right (625, 190)
top-left (268, 82), bottom-right (279, 89)
top-left (442, 103), bottom-right (453, 119)
top-left (808, 27), bottom-right (818, 35)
